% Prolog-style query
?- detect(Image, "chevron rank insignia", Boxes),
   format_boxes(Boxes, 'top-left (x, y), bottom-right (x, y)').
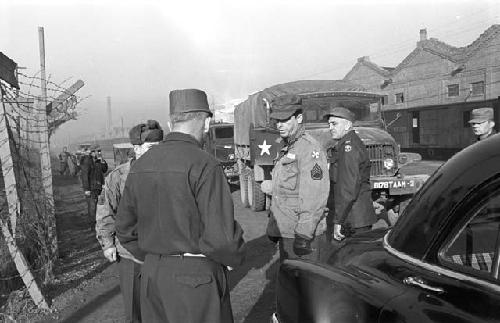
top-left (311, 163), bottom-right (323, 180)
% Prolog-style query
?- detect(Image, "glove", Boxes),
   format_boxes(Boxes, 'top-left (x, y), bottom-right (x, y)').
top-left (103, 247), bottom-right (117, 262)
top-left (333, 224), bottom-right (346, 241)
top-left (267, 235), bottom-right (280, 244)
top-left (293, 234), bottom-right (313, 256)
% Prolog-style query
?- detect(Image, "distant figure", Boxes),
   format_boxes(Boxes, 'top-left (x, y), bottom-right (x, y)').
top-left (96, 120), bottom-right (163, 323)
top-left (469, 107), bottom-right (496, 141)
top-left (58, 147), bottom-right (70, 176)
top-left (80, 147), bottom-right (108, 226)
top-left (67, 154), bottom-right (78, 177)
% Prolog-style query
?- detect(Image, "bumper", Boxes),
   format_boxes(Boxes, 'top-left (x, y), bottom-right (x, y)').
top-left (370, 174), bottom-right (429, 195)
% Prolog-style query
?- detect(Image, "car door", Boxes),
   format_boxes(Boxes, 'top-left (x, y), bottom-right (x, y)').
top-left (379, 179), bottom-right (500, 323)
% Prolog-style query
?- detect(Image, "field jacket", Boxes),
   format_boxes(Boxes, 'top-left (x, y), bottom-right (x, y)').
top-left (267, 127), bottom-right (329, 239)
top-left (96, 159), bottom-right (141, 263)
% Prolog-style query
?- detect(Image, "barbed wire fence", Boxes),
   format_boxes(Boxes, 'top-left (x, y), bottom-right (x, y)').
top-left (0, 71), bottom-right (85, 310)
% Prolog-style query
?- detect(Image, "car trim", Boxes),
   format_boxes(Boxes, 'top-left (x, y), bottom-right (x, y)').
top-left (383, 232), bottom-right (500, 293)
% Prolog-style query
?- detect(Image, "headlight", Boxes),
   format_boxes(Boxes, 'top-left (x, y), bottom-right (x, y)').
top-left (228, 153), bottom-right (235, 160)
top-left (383, 158), bottom-right (395, 170)
top-left (398, 154), bottom-right (408, 164)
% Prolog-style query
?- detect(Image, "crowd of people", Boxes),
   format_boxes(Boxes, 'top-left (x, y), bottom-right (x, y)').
top-left (67, 87), bottom-right (496, 323)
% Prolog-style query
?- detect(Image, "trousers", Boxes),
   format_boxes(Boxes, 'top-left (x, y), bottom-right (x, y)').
top-left (86, 191), bottom-right (99, 225)
top-left (118, 257), bottom-right (142, 323)
top-left (141, 254), bottom-right (234, 323)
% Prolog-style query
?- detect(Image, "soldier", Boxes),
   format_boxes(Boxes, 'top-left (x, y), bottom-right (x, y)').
top-left (266, 95), bottom-right (329, 261)
top-left (323, 107), bottom-right (376, 241)
top-left (80, 147), bottom-right (108, 226)
top-left (469, 107), bottom-right (496, 141)
top-left (58, 146), bottom-right (70, 176)
top-left (96, 120), bottom-right (163, 323)
top-left (116, 89), bottom-right (245, 323)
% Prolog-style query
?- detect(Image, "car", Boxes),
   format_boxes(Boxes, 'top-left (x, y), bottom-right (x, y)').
top-left (273, 134), bottom-right (500, 323)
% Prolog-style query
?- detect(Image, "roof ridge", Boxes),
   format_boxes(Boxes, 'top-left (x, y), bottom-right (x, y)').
top-left (459, 24), bottom-right (500, 61)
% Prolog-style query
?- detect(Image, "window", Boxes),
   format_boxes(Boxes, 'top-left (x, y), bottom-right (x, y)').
top-left (441, 191), bottom-right (500, 280)
top-left (304, 109), bottom-right (319, 122)
top-left (395, 92), bottom-right (404, 104)
top-left (381, 95), bottom-right (389, 105)
top-left (447, 84), bottom-right (459, 97)
top-left (214, 126), bottom-right (234, 139)
top-left (471, 81), bottom-right (485, 96)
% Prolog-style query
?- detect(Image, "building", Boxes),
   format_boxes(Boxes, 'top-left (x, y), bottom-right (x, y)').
top-left (344, 25), bottom-right (500, 159)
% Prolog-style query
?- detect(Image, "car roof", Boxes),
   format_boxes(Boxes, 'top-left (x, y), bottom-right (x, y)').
top-left (388, 134), bottom-right (500, 259)
top-left (113, 143), bottom-right (133, 149)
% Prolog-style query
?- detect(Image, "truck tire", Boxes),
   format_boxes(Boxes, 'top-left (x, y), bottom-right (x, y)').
top-left (240, 173), bottom-right (249, 207)
top-left (248, 172), bottom-right (266, 211)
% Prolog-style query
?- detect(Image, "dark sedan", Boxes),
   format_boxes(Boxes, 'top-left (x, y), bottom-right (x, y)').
top-left (274, 134), bottom-right (500, 323)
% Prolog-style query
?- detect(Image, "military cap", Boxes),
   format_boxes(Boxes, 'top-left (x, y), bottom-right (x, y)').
top-left (269, 95), bottom-right (303, 120)
top-left (169, 89), bottom-right (213, 117)
top-left (322, 106), bottom-right (356, 122)
top-left (469, 107), bottom-right (494, 124)
top-left (129, 120), bottom-right (164, 145)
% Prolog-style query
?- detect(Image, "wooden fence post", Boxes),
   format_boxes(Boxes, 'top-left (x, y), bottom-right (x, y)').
top-left (1, 219), bottom-right (49, 309)
top-left (36, 97), bottom-right (58, 281)
top-left (0, 95), bottom-right (19, 235)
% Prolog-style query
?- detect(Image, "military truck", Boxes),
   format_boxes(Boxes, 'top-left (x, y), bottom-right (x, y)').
top-left (204, 122), bottom-right (238, 183)
top-left (234, 80), bottom-right (429, 212)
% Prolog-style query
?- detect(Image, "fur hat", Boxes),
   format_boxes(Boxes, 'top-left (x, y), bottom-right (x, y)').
top-left (129, 120), bottom-right (164, 145)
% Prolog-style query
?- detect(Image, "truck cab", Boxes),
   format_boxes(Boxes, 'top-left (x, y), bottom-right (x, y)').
top-left (204, 122), bottom-right (238, 183)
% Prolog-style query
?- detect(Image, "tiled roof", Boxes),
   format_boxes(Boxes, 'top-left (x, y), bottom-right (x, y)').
top-left (344, 57), bottom-right (393, 80)
top-left (352, 24), bottom-right (500, 77)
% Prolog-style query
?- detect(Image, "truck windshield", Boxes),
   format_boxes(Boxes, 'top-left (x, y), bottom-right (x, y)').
top-left (302, 98), bottom-right (380, 123)
top-left (215, 126), bottom-right (234, 139)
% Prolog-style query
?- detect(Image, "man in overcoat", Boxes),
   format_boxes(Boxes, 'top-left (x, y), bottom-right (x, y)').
top-left (116, 88), bottom-right (245, 323)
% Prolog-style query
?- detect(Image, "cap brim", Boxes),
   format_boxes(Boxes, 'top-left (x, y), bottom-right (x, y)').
top-left (179, 108), bottom-right (213, 117)
top-left (468, 118), bottom-right (488, 124)
top-left (322, 113), bottom-right (333, 120)
top-left (270, 111), bottom-right (295, 120)
top-left (323, 113), bottom-right (351, 121)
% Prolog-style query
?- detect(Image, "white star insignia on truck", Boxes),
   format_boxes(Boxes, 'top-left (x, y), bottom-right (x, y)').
top-left (258, 140), bottom-right (272, 156)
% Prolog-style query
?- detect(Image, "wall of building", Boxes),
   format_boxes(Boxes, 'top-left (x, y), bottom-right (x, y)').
top-left (345, 27), bottom-right (500, 112)
top-left (344, 64), bottom-right (386, 90)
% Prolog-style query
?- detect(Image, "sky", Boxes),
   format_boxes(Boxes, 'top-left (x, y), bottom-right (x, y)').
top-left (1, 0), bottom-right (499, 146)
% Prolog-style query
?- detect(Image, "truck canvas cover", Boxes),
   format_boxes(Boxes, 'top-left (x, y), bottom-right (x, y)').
top-left (234, 80), bottom-right (367, 146)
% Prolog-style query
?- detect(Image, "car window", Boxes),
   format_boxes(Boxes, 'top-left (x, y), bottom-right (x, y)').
top-left (440, 192), bottom-right (500, 281)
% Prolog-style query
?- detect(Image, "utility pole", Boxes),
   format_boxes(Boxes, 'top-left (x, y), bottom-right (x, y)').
top-left (107, 96), bottom-right (112, 138)
top-left (38, 26), bottom-right (58, 281)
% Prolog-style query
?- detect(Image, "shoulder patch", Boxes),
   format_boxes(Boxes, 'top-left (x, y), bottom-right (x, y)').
top-left (310, 163), bottom-right (323, 180)
top-left (345, 144), bottom-right (352, 152)
top-left (311, 150), bottom-right (320, 159)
